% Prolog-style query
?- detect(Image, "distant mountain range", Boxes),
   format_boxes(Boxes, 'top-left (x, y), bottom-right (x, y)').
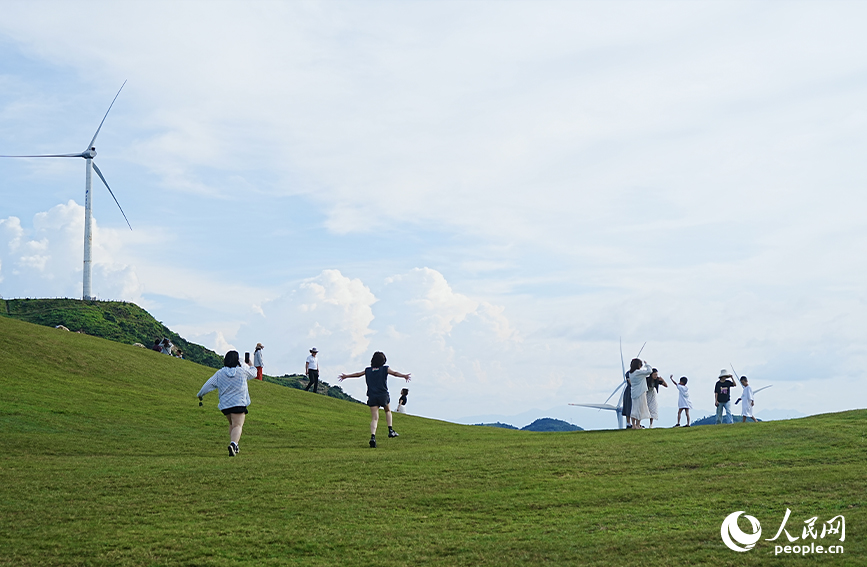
top-left (475, 418), bottom-right (583, 432)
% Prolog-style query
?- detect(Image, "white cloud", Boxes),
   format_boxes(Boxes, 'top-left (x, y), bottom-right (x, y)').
top-left (232, 269), bottom-right (377, 376)
top-left (0, 201), bottom-right (142, 301)
top-left (2, 3), bottom-right (866, 425)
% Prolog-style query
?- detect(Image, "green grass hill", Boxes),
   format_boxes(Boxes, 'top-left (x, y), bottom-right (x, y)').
top-left (1, 315), bottom-right (864, 566)
top-left (0, 298), bottom-right (358, 403)
top-left (2, 298), bottom-right (224, 368)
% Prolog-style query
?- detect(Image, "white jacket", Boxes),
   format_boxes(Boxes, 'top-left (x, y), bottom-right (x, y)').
top-left (628, 364), bottom-right (652, 399)
top-left (197, 364), bottom-right (258, 410)
top-left (253, 349), bottom-right (264, 367)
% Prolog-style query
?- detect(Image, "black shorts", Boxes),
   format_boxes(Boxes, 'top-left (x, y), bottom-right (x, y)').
top-left (221, 406), bottom-right (248, 415)
top-left (367, 395), bottom-right (390, 408)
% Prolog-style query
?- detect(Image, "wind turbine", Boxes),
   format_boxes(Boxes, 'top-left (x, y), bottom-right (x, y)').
top-left (1, 81), bottom-right (131, 300)
top-left (569, 338), bottom-right (631, 429)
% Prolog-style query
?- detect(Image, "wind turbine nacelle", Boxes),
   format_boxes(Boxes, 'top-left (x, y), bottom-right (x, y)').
top-left (82, 147), bottom-right (97, 158)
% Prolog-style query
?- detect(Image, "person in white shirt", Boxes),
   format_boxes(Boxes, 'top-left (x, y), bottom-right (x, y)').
top-left (160, 338), bottom-right (173, 355)
top-left (670, 375), bottom-right (693, 427)
top-left (736, 376), bottom-right (758, 423)
top-left (253, 343), bottom-right (264, 380)
top-left (196, 350), bottom-right (258, 456)
top-left (304, 347), bottom-right (320, 393)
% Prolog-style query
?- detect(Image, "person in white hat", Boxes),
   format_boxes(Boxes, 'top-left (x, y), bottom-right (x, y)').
top-left (714, 369), bottom-right (736, 424)
top-left (304, 347), bottom-right (320, 393)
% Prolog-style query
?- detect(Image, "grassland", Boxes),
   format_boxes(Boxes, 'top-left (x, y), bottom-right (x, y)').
top-left (1, 315), bottom-right (863, 566)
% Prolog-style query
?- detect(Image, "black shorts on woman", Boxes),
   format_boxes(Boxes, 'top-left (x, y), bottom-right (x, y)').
top-left (367, 395), bottom-right (390, 408)
top-left (221, 405), bottom-right (248, 415)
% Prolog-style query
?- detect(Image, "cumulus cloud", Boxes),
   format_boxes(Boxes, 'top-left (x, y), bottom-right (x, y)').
top-left (222, 267), bottom-right (525, 414)
top-left (0, 200), bottom-right (142, 301)
top-left (231, 269), bottom-right (377, 376)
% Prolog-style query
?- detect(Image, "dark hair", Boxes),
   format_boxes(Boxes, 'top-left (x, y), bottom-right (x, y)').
top-left (400, 388), bottom-right (409, 395)
top-left (740, 375), bottom-right (748, 381)
top-left (679, 376), bottom-right (688, 384)
top-left (629, 358), bottom-right (642, 372)
top-left (223, 350), bottom-right (241, 368)
top-left (371, 351), bottom-right (387, 367)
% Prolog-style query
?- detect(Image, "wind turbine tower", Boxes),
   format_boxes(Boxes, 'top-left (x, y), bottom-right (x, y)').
top-left (1, 82), bottom-right (131, 300)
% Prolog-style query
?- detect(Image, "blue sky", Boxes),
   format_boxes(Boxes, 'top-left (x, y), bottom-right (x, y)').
top-left (2, 1), bottom-right (866, 427)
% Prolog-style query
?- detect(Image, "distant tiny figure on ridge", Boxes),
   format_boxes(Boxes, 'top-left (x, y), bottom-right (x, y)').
top-left (253, 343), bottom-right (264, 380)
top-left (670, 375), bottom-right (692, 427)
top-left (735, 375), bottom-right (758, 423)
top-left (396, 388), bottom-right (409, 414)
top-left (339, 351), bottom-right (411, 448)
top-left (196, 350), bottom-right (258, 457)
top-left (304, 347), bottom-right (320, 393)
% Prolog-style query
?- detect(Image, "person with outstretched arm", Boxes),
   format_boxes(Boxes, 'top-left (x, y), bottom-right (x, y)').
top-left (197, 350), bottom-right (258, 456)
top-left (339, 351), bottom-right (411, 448)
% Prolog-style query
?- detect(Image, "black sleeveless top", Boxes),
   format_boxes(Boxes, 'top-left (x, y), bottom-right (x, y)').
top-left (364, 366), bottom-right (389, 398)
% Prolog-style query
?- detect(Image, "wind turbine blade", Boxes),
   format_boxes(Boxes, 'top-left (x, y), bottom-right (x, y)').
top-left (88, 80), bottom-right (127, 149)
top-left (636, 341), bottom-right (647, 358)
top-left (0, 153), bottom-right (83, 158)
top-left (92, 162), bottom-right (132, 230)
top-left (730, 364), bottom-right (740, 380)
top-left (619, 337), bottom-right (626, 378)
top-left (603, 381), bottom-right (626, 405)
top-left (753, 385), bottom-right (773, 395)
top-left (569, 403), bottom-right (619, 411)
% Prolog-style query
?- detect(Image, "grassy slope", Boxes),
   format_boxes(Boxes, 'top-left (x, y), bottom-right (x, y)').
top-left (1, 298), bottom-right (359, 403)
top-left (0, 316), bottom-right (863, 566)
top-left (2, 298), bottom-right (224, 368)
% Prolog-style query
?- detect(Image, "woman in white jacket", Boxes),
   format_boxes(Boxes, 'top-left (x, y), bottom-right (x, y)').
top-left (197, 350), bottom-right (258, 456)
top-left (627, 358), bottom-right (653, 429)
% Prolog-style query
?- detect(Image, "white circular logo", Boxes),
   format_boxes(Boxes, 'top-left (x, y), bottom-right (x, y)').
top-left (721, 511), bottom-right (762, 552)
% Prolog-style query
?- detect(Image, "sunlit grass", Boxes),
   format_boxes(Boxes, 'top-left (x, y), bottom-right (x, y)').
top-left (1, 316), bottom-right (863, 566)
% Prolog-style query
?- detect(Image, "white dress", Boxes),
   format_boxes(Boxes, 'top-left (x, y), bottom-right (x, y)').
top-left (646, 385), bottom-right (659, 420)
top-left (741, 386), bottom-right (754, 417)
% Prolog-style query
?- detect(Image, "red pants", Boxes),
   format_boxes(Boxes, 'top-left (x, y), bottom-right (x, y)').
top-left (256, 366), bottom-right (263, 380)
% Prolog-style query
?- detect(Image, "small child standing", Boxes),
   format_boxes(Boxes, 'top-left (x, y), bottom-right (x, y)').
top-left (735, 376), bottom-right (758, 423)
top-left (670, 375), bottom-right (693, 427)
top-left (395, 388), bottom-right (409, 414)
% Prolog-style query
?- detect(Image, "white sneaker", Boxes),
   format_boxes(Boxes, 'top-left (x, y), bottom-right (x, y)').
top-left (228, 442), bottom-right (238, 457)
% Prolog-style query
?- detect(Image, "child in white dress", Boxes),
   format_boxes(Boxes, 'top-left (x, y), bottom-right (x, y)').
top-left (670, 375), bottom-right (692, 427)
top-left (736, 376), bottom-right (758, 423)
